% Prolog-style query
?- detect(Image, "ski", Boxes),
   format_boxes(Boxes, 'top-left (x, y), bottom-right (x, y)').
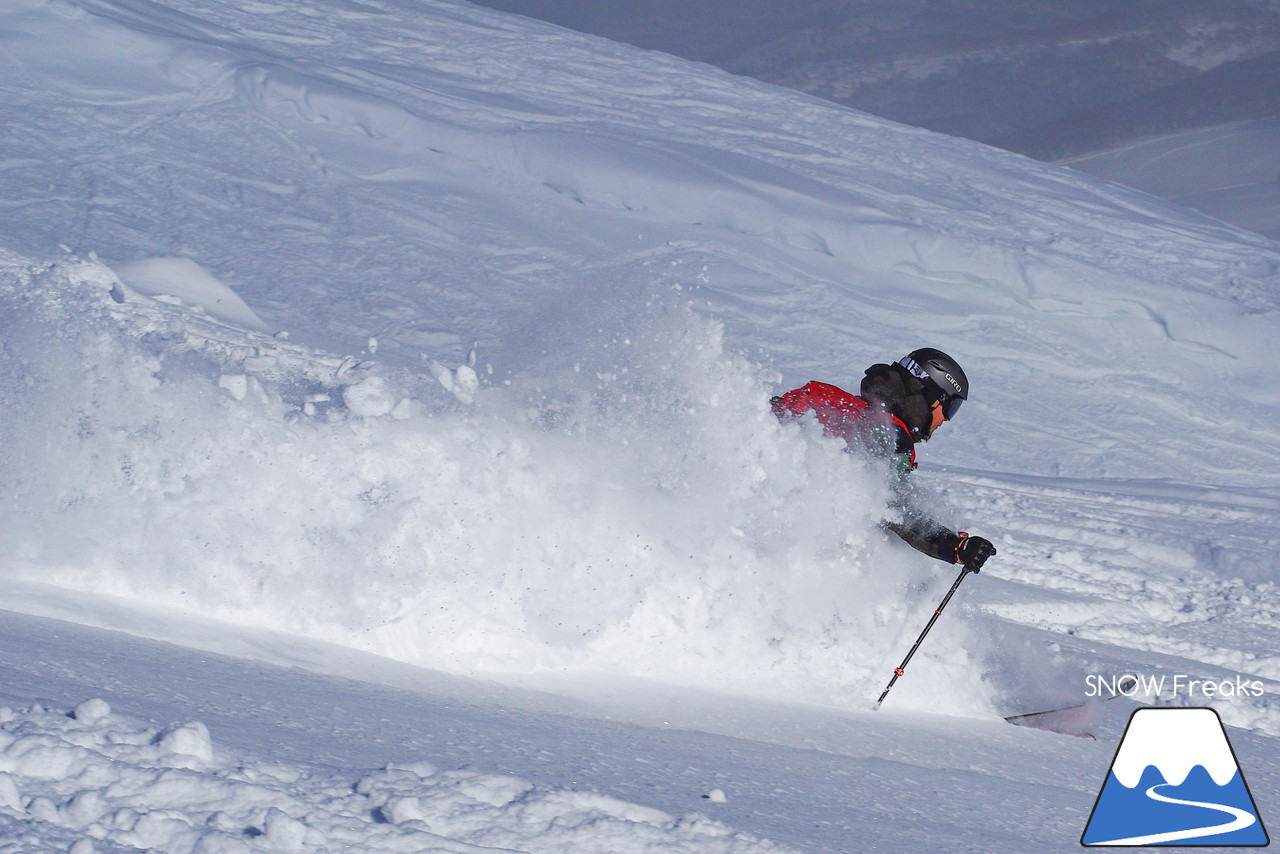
top-left (1003, 677), bottom-right (1137, 738)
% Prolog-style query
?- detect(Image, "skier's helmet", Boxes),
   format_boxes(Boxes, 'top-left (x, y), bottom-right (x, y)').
top-left (898, 348), bottom-right (968, 420)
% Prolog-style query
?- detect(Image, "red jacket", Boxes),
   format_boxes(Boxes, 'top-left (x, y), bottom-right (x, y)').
top-left (770, 381), bottom-right (917, 470)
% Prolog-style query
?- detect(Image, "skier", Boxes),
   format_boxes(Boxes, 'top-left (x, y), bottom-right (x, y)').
top-left (771, 347), bottom-right (996, 572)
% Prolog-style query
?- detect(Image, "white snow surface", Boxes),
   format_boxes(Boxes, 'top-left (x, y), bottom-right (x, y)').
top-left (1, 689), bottom-right (785, 854)
top-left (1, 0), bottom-right (1279, 851)
top-left (109, 258), bottom-right (272, 334)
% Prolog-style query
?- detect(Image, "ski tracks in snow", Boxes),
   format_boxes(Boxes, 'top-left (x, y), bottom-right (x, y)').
top-left (934, 466), bottom-right (1280, 732)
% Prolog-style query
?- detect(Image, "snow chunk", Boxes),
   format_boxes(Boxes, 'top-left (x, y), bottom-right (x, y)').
top-left (427, 353), bottom-right (479, 404)
top-left (263, 807), bottom-right (313, 850)
top-left (5, 739), bottom-right (86, 780)
top-left (452, 363), bottom-right (479, 404)
top-left (71, 699), bottom-right (111, 726)
top-left (0, 773), bottom-right (21, 810)
top-left (153, 721), bottom-right (213, 765)
top-left (61, 790), bottom-right (109, 829)
top-left (342, 376), bottom-right (399, 418)
top-left (386, 759), bottom-right (439, 779)
top-left (217, 374), bottom-right (248, 401)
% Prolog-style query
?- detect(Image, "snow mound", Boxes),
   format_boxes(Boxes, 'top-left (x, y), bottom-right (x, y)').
top-left (0, 699), bottom-right (793, 854)
top-left (109, 258), bottom-right (271, 334)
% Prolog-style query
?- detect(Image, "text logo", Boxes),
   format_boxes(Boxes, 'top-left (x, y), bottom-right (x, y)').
top-left (1085, 674), bottom-right (1264, 700)
top-left (1082, 708), bottom-right (1268, 846)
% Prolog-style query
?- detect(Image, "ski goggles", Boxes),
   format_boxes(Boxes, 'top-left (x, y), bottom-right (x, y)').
top-left (899, 356), bottom-right (964, 420)
top-left (934, 393), bottom-right (963, 421)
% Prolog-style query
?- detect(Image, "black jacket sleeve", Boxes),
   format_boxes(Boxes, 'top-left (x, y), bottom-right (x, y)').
top-left (882, 518), bottom-right (961, 564)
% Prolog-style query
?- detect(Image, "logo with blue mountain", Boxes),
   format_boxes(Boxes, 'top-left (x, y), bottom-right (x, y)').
top-left (1082, 707), bottom-right (1269, 846)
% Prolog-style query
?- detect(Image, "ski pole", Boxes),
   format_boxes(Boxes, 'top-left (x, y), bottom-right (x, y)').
top-left (874, 565), bottom-right (975, 710)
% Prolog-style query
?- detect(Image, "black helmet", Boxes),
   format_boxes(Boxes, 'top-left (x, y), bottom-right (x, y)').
top-left (898, 348), bottom-right (968, 420)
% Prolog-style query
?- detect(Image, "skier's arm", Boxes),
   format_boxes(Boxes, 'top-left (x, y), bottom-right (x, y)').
top-left (882, 518), bottom-right (961, 564)
top-left (883, 520), bottom-right (995, 570)
top-left (882, 482), bottom-right (996, 570)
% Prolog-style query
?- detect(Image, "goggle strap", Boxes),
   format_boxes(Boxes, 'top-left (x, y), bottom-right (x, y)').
top-left (898, 356), bottom-right (931, 385)
top-left (900, 355), bottom-right (964, 420)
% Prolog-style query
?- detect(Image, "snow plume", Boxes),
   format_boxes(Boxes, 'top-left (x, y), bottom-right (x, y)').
top-left (0, 256), bottom-right (988, 713)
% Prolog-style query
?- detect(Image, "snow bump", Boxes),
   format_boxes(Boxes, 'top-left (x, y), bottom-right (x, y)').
top-left (0, 702), bottom-right (792, 854)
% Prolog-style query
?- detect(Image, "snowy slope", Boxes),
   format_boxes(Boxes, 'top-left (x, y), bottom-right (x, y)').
top-left (0, 592), bottom-right (1246, 854)
top-left (1, 0), bottom-right (1280, 851)
top-left (0, 599), bottom-right (804, 854)
top-left (1064, 118), bottom-right (1280, 241)
top-left (470, 1), bottom-right (1280, 239)
top-left (4, 0), bottom-right (1278, 484)
top-left (5, 582), bottom-right (1275, 854)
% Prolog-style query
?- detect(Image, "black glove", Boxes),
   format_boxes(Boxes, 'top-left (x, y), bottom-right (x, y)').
top-left (954, 533), bottom-right (996, 572)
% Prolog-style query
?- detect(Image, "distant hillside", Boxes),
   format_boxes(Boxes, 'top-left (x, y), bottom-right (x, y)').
top-left (994, 49), bottom-right (1280, 159)
top-left (1062, 117), bottom-right (1280, 240)
top-left (471, 0), bottom-right (1280, 151)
